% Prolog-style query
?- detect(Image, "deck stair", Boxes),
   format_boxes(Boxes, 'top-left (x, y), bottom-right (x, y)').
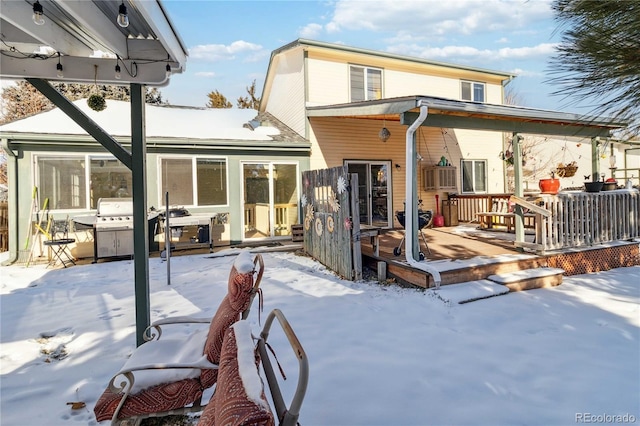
top-left (486, 268), bottom-right (565, 292)
top-left (434, 280), bottom-right (510, 304)
top-left (434, 267), bottom-right (565, 305)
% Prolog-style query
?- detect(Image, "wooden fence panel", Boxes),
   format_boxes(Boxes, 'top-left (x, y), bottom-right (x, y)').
top-left (302, 166), bottom-right (359, 280)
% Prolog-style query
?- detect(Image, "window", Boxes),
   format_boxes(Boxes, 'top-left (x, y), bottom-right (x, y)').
top-left (350, 65), bottom-right (382, 102)
top-left (160, 157), bottom-right (227, 206)
top-left (461, 160), bottom-right (487, 193)
top-left (37, 156), bottom-right (87, 210)
top-left (36, 155), bottom-right (132, 210)
top-left (461, 81), bottom-right (485, 102)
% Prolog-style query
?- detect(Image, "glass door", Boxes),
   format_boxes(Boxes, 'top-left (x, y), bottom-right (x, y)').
top-left (242, 162), bottom-right (298, 240)
top-left (346, 161), bottom-right (392, 228)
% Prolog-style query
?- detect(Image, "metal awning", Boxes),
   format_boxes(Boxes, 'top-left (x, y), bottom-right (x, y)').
top-left (1, 0), bottom-right (187, 85)
top-left (307, 95), bottom-right (628, 138)
top-left (1, 0), bottom-right (189, 347)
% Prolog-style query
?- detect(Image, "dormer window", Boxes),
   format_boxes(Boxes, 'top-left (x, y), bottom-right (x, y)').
top-left (461, 81), bottom-right (485, 102)
top-left (350, 65), bottom-right (382, 102)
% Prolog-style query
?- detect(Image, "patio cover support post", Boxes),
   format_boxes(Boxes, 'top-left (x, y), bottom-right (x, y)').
top-left (591, 137), bottom-right (600, 181)
top-left (130, 84), bottom-right (151, 347)
top-left (512, 133), bottom-right (525, 245)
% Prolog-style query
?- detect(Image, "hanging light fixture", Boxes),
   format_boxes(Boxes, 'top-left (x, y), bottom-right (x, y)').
top-left (56, 53), bottom-right (63, 78)
top-left (114, 63), bottom-right (121, 79)
top-left (32, 1), bottom-right (45, 25)
top-left (165, 63), bottom-right (172, 79)
top-left (378, 118), bottom-right (391, 142)
top-left (117, 2), bottom-right (129, 28)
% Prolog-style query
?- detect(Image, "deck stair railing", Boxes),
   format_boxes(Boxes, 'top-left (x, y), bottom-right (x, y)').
top-left (511, 190), bottom-right (639, 253)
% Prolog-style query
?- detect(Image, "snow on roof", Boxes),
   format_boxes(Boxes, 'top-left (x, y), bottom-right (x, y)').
top-left (0, 99), bottom-right (280, 141)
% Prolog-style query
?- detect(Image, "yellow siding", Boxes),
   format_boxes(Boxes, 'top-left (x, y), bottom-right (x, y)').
top-left (309, 117), bottom-right (502, 221)
top-left (384, 70), bottom-right (460, 98)
top-left (307, 57), bottom-right (349, 105)
top-left (305, 48), bottom-right (507, 106)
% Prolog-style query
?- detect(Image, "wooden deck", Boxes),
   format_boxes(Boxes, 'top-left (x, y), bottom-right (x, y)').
top-left (359, 224), bottom-right (638, 288)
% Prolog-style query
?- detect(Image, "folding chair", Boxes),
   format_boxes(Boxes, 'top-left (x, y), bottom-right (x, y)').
top-left (43, 218), bottom-right (76, 268)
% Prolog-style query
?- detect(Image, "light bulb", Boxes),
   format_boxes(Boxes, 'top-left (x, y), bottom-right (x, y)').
top-left (32, 1), bottom-right (45, 25)
top-left (117, 3), bottom-right (129, 28)
top-left (56, 62), bottom-right (64, 78)
top-left (165, 63), bottom-right (171, 79)
top-left (115, 64), bottom-right (121, 79)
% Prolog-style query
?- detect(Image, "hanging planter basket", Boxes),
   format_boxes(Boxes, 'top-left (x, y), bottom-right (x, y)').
top-left (555, 161), bottom-right (578, 178)
top-left (87, 94), bottom-right (106, 112)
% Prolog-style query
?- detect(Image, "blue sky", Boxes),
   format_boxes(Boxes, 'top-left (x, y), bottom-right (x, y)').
top-left (160, 0), bottom-right (583, 113)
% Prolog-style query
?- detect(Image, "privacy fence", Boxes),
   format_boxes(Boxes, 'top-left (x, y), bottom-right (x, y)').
top-left (301, 166), bottom-right (367, 280)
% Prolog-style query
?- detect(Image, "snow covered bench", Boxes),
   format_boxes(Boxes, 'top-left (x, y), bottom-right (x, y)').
top-left (93, 251), bottom-right (264, 425)
top-left (477, 198), bottom-right (535, 232)
top-left (197, 310), bottom-right (309, 426)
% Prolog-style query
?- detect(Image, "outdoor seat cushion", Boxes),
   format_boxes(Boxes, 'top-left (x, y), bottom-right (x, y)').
top-left (94, 251), bottom-right (258, 422)
top-left (200, 251), bottom-right (257, 388)
top-left (198, 321), bottom-right (274, 426)
top-left (94, 378), bottom-right (203, 422)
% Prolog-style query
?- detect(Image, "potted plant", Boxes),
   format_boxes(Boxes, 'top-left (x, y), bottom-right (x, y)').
top-left (539, 171), bottom-right (560, 194)
top-left (584, 174), bottom-right (603, 192)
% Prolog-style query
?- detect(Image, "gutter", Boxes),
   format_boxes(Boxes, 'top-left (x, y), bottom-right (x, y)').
top-left (1, 138), bottom-right (18, 265)
top-left (405, 101), bottom-right (442, 288)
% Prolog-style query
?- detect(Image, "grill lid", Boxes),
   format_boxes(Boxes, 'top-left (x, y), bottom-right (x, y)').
top-left (97, 198), bottom-right (133, 217)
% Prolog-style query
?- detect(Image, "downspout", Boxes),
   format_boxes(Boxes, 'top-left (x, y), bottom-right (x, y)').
top-left (1, 138), bottom-right (18, 265)
top-left (405, 101), bottom-right (442, 288)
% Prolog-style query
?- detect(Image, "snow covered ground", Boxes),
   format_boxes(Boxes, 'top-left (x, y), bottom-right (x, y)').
top-left (1, 248), bottom-right (638, 425)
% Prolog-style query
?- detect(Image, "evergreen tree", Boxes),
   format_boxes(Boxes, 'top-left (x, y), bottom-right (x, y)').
top-left (0, 81), bottom-right (166, 124)
top-left (205, 90), bottom-right (232, 108)
top-left (236, 80), bottom-right (261, 110)
top-left (548, 0), bottom-right (640, 136)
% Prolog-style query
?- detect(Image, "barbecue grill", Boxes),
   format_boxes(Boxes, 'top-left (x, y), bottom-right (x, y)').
top-left (95, 198), bottom-right (135, 261)
top-left (393, 207), bottom-right (433, 260)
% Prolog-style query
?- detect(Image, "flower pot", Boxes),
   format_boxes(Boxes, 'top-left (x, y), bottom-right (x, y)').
top-left (602, 182), bottom-right (617, 191)
top-left (584, 182), bottom-right (603, 193)
top-left (539, 178), bottom-right (560, 194)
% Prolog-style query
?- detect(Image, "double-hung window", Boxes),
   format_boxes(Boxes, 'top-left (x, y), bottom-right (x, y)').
top-left (350, 65), bottom-right (382, 102)
top-left (461, 80), bottom-right (485, 102)
top-left (461, 160), bottom-right (487, 193)
top-left (159, 157), bottom-right (228, 207)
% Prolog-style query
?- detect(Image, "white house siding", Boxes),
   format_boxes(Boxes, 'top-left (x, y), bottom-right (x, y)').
top-left (262, 51), bottom-right (307, 136)
top-left (452, 129), bottom-right (507, 193)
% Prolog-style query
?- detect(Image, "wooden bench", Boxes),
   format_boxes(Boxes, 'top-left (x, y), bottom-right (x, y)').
top-left (477, 199), bottom-right (535, 232)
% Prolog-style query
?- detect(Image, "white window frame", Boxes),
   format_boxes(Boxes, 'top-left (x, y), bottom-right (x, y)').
top-left (157, 155), bottom-right (229, 208)
top-left (461, 80), bottom-right (486, 102)
top-left (349, 65), bottom-right (383, 102)
top-left (34, 153), bottom-right (131, 212)
top-left (461, 159), bottom-right (487, 194)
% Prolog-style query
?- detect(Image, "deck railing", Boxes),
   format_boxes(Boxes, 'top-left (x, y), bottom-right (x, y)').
top-left (453, 190), bottom-right (640, 253)
top-left (532, 189), bottom-right (640, 252)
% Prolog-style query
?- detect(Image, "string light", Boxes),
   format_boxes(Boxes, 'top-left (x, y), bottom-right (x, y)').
top-left (32, 1), bottom-right (45, 25)
top-left (115, 63), bottom-right (121, 79)
top-left (56, 53), bottom-right (63, 78)
top-left (165, 63), bottom-right (171, 79)
top-left (117, 2), bottom-right (129, 28)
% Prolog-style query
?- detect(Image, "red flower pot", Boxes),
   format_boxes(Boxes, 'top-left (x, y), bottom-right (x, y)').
top-left (539, 178), bottom-right (560, 194)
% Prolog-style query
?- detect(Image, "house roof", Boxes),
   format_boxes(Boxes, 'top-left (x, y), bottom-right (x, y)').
top-left (306, 95), bottom-right (628, 138)
top-left (0, 0), bottom-right (187, 85)
top-left (272, 39), bottom-right (516, 81)
top-left (0, 100), bottom-right (307, 144)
